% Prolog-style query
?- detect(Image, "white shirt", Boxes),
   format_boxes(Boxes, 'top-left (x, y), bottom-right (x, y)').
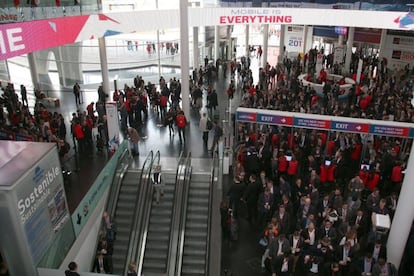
top-left (309, 229), bottom-right (315, 245)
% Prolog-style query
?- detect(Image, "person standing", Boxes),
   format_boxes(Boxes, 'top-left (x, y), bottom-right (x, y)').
top-left (20, 84), bottom-right (28, 107)
top-left (127, 262), bottom-right (138, 276)
top-left (199, 112), bottom-right (210, 147)
top-left (151, 164), bottom-right (164, 204)
top-left (207, 89), bottom-right (218, 118)
top-left (175, 109), bottom-right (187, 144)
top-left (73, 82), bottom-right (81, 105)
top-left (65, 261), bottom-right (80, 276)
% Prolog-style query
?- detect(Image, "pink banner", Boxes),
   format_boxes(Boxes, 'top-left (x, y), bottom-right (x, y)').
top-left (0, 15), bottom-right (89, 60)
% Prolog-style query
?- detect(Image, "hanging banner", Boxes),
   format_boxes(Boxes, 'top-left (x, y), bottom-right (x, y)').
top-left (257, 112), bottom-right (293, 126)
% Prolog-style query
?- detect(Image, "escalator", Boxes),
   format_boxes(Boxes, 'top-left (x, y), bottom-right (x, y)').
top-left (141, 169), bottom-right (178, 275)
top-left (111, 168), bottom-right (142, 274)
top-left (180, 171), bottom-right (211, 276)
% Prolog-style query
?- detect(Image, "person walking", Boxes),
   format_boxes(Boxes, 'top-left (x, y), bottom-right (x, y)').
top-left (20, 84), bottom-right (28, 107)
top-left (127, 127), bottom-right (140, 156)
top-left (210, 120), bottom-right (223, 153)
top-left (199, 112), bottom-right (210, 148)
top-left (175, 109), bottom-right (187, 144)
top-left (73, 82), bottom-right (81, 105)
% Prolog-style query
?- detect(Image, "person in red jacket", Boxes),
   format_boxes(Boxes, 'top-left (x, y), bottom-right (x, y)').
top-left (73, 119), bottom-right (85, 152)
top-left (287, 155), bottom-right (299, 184)
top-left (390, 162), bottom-right (404, 194)
top-left (175, 109), bottom-right (187, 144)
top-left (365, 171), bottom-right (380, 192)
top-left (278, 151), bottom-right (288, 177)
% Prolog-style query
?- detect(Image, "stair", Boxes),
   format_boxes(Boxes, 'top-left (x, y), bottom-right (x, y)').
top-left (181, 172), bottom-right (211, 276)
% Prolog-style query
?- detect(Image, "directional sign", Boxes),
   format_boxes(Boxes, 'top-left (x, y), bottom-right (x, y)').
top-left (409, 128), bottom-right (414, 138)
top-left (293, 117), bottom-right (331, 130)
top-left (236, 111), bottom-right (257, 123)
top-left (369, 124), bottom-right (410, 137)
top-left (257, 113), bottom-right (293, 126)
top-left (331, 121), bottom-right (369, 133)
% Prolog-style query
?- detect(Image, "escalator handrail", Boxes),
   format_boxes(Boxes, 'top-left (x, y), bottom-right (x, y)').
top-left (123, 150), bottom-right (154, 275)
top-left (108, 147), bottom-right (131, 220)
top-left (166, 151), bottom-right (186, 276)
top-left (135, 150), bottom-right (162, 276)
top-left (174, 152), bottom-right (192, 276)
top-left (205, 151), bottom-right (217, 275)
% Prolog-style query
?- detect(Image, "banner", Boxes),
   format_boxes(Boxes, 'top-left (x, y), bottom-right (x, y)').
top-left (0, 8), bottom-right (413, 60)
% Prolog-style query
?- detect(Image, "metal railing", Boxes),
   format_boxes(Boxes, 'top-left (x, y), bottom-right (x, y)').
top-left (166, 151), bottom-right (187, 276)
top-left (205, 151), bottom-right (218, 275)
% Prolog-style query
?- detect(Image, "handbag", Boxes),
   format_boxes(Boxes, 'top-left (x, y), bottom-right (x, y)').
top-left (259, 237), bottom-right (268, 247)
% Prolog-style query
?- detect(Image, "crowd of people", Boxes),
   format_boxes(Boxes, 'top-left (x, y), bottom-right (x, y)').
top-left (221, 49), bottom-right (414, 275)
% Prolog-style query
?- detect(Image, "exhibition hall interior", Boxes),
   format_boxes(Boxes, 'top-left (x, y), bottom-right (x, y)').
top-left (0, 0), bottom-right (414, 275)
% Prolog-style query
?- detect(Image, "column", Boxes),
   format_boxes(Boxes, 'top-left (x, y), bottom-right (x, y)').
top-left (156, 0), bottom-right (161, 80)
top-left (193, 26), bottom-right (199, 70)
top-left (378, 29), bottom-right (387, 59)
top-left (278, 24), bottom-right (286, 63)
top-left (344, 27), bottom-right (355, 74)
top-left (98, 37), bottom-right (110, 99)
top-left (262, 24), bottom-right (269, 66)
top-left (245, 25), bottom-right (249, 58)
top-left (387, 145), bottom-right (414, 268)
top-left (338, 35), bottom-right (344, 47)
top-left (179, 0), bottom-right (190, 117)
top-left (27, 52), bottom-right (40, 90)
top-left (214, 25), bottom-right (220, 61)
top-left (302, 25), bottom-right (308, 54)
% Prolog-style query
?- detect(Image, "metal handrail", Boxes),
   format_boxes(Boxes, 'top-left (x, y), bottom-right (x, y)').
top-left (174, 152), bottom-right (192, 276)
top-left (166, 151), bottom-right (186, 276)
top-left (123, 150), bottom-right (154, 276)
top-left (135, 150), bottom-right (161, 276)
top-left (205, 151), bottom-right (217, 275)
top-left (107, 147), bottom-right (131, 220)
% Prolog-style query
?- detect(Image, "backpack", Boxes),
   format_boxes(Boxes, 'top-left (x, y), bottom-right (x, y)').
top-left (176, 114), bottom-right (186, 128)
top-left (160, 95), bottom-right (167, 107)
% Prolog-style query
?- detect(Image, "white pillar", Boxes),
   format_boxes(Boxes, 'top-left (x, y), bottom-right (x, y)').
top-left (378, 29), bottom-right (387, 59)
top-left (180, 0), bottom-right (190, 117)
top-left (387, 145), bottom-right (414, 268)
top-left (214, 25), bottom-right (220, 61)
top-left (262, 24), bottom-right (269, 66)
top-left (156, 0), bottom-right (161, 80)
top-left (193, 26), bottom-right (199, 70)
top-left (245, 25), bottom-right (249, 58)
top-left (302, 25), bottom-right (308, 54)
top-left (27, 52), bottom-right (40, 90)
top-left (278, 24), bottom-right (286, 63)
top-left (344, 27), bottom-right (355, 74)
top-left (98, 37), bottom-right (110, 99)
top-left (338, 35), bottom-right (344, 47)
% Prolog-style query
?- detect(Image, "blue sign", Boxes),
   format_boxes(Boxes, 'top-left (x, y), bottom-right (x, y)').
top-left (331, 121), bottom-right (369, 133)
top-left (236, 111), bottom-right (257, 123)
top-left (294, 117), bottom-right (331, 130)
top-left (369, 124), bottom-right (409, 137)
top-left (257, 113), bottom-right (293, 126)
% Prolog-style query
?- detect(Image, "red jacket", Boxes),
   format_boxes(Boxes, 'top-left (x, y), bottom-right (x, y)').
top-left (319, 165), bottom-right (329, 182)
top-left (366, 173), bottom-right (380, 191)
top-left (287, 160), bottom-right (299, 176)
top-left (278, 156), bottom-right (288, 173)
top-left (73, 124), bottom-right (84, 139)
top-left (391, 166), bottom-right (403, 183)
top-left (351, 144), bottom-right (362, 161)
top-left (327, 165), bottom-right (337, 182)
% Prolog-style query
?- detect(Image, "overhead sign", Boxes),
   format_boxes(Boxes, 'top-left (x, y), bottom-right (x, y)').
top-left (331, 120), bottom-right (369, 133)
top-left (236, 111), bottom-right (256, 122)
top-left (257, 113), bottom-right (293, 126)
top-left (293, 117), bottom-right (331, 130)
top-left (369, 124), bottom-right (410, 137)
